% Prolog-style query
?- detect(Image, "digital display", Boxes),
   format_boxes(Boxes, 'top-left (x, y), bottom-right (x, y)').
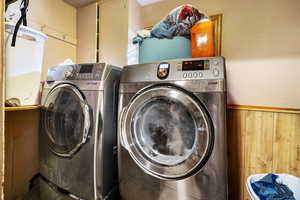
top-left (182, 60), bottom-right (210, 71)
top-left (159, 63), bottom-right (169, 69)
top-left (79, 65), bottom-right (93, 73)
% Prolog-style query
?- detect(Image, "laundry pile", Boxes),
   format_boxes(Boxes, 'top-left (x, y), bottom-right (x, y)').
top-left (133, 4), bottom-right (208, 44)
top-left (251, 174), bottom-right (296, 200)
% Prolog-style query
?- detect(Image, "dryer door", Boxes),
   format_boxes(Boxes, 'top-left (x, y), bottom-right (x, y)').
top-left (42, 83), bottom-right (92, 157)
top-left (121, 84), bottom-right (214, 180)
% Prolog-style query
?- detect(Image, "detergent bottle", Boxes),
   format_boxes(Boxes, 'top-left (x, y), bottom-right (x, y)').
top-left (191, 18), bottom-right (215, 58)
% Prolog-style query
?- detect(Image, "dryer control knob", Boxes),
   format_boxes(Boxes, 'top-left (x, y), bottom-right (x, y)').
top-left (157, 62), bottom-right (170, 79)
top-left (64, 71), bottom-right (73, 79)
top-left (213, 69), bottom-right (220, 77)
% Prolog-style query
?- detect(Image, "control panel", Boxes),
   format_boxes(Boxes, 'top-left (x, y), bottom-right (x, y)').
top-left (177, 57), bottom-right (224, 80)
top-left (46, 63), bottom-right (106, 82)
top-left (63, 64), bottom-right (104, 80)
top-left (121, 57), bottom-right (225, 83)
top-left (154, 57), bottom-right (224, 80)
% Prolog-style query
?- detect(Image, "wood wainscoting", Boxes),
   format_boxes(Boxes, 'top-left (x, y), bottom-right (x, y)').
top-left (4, 110), bottom-right (40, 200)
top-left (227, 107), bottom-right (300, 200)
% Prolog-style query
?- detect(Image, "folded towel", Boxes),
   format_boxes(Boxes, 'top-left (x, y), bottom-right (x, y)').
top-left (251, 174), bottom-right (296, 200)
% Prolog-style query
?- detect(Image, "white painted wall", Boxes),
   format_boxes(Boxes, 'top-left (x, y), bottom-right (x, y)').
top-left (141, 0), bottom-right (300, 108)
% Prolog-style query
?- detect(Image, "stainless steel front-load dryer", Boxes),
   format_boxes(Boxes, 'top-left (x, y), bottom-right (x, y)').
top-left (40, 63), bottom-right (121, 200)
top-left (118, 57), bottom-right (227, 200)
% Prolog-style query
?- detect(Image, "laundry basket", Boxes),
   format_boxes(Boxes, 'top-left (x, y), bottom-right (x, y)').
top-left (5, 22), bottom-right (47, 106)
top-left (246, 174), bottom-right (300, 200)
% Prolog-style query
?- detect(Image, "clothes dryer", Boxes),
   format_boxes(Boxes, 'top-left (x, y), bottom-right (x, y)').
top-left (40, 63), bottom-right (121, 200)
top-left (118, 57), bottom-right (227, 200)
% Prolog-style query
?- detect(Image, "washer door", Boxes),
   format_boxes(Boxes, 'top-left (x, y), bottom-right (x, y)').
top-left (42, 84), bottom-right (92, 157)
top-left (121, 84), bottom-right (214, 180)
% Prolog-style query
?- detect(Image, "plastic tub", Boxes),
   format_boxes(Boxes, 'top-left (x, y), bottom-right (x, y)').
top-left (139, 36), bottom-right (191, 64)
top-left (5, 22), bottom-right (47, 106)
top-left (246, 174), bottom-right (300, 200)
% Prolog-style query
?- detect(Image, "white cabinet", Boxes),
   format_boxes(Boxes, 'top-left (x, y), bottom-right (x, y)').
top-left (77, 3), bottom-right (98, 63)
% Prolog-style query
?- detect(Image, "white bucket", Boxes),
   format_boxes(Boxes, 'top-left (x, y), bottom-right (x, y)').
top-left (5, 22), bottom-right (47, 106)
top-left (246, 174), bottom-right (300, 200)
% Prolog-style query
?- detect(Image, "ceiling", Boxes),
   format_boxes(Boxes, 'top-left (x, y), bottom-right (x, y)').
top-left (136, 0), bottom-right (162, 6)
top-left (64, 0), bottom-right (162, 7)
top-left (63, 0), bottom-right (98, 8)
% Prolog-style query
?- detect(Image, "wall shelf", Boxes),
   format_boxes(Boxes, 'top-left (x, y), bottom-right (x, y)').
top-left (5, 106), bottom-right (41, 112)
top-left (227, 104), bottom-right (300, 114)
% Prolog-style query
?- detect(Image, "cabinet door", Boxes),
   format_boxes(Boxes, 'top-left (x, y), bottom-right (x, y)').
top-left (77, 3), bottom-right (98, 63)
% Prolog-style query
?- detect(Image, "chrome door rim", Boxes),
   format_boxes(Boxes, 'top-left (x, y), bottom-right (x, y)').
top-left (121, 84), bottom-right (214, 180)
top-left (43, 83), bottom-right (91, 157)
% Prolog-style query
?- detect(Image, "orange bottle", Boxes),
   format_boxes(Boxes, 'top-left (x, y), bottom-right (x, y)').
top-left (191, 19), bottom-right (215, 58)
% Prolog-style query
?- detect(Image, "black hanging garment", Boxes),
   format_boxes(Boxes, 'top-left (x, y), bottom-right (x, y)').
top-left (6, 0), bottom-right (30, 47)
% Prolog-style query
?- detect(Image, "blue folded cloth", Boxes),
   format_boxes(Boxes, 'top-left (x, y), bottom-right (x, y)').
top-left (133, 5), bottom-right (208, 44)
top-left (251, 174), bottom-right (296, 200)
top-left (150, 4), bottom-right (207, 39)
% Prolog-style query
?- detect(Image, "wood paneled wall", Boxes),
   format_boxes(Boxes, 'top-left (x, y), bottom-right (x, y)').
top-left (4, 110), bottom-right (40, 200)
top-left (227, 108), bottom-right (300, 200)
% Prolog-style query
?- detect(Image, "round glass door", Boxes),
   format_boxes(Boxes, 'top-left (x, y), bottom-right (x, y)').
top-left (121, 85), bottom-right (214, 180)
top-left (42, 84), bottom-right (91, 157)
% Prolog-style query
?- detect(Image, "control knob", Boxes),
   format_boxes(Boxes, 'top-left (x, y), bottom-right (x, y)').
top-left (64, 71), bottom-right (73, 79)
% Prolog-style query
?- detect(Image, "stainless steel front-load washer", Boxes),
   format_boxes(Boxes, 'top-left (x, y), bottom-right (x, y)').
top-left (40, 63), bottom-right (121, 200)
top-left (118, 57), bottom-right (227, 200)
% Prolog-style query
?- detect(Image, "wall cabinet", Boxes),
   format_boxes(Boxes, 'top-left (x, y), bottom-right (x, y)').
top-left (76, 0), bottom-right (129, 66)
top-left (77, 3), bottom-right (98, 63)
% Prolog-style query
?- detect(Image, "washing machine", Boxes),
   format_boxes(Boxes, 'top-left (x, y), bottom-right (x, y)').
top-left (118, 57), bottom-right (227, 200)
top-left (40, 63), bottom-right (121, 200)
